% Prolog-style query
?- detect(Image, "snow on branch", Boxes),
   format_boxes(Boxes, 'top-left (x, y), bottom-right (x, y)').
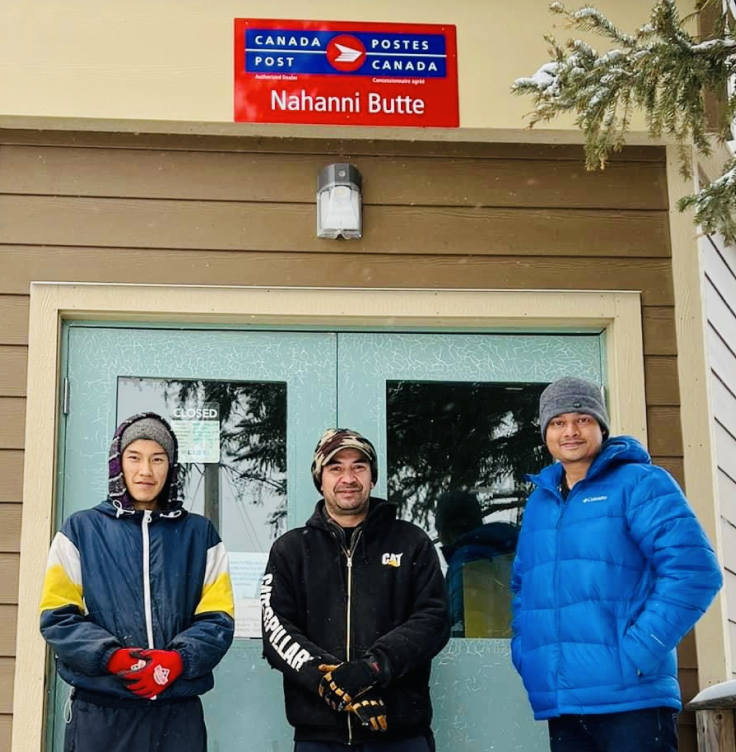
top-left (512, 0), bottom-right (736, 171)
top-left (513, 0), bottom-right (736, 243)
top-left (680, 159), bottom-right (736, 241)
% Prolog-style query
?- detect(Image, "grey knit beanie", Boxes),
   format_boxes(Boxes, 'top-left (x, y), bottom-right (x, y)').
top-left (120, 416), bottom-right (176, 464)
top-left (539, 377), bottom-right (610, 440)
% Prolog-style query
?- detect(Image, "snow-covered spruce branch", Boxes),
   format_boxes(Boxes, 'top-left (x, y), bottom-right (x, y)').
top-left (512, 1), bottom-right (736, 173)
top-left (679, 159), bottom-right (736, 242)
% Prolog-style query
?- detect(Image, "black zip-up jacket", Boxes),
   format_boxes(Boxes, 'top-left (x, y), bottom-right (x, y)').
top-left (261, 498), bottom-right (450, 744)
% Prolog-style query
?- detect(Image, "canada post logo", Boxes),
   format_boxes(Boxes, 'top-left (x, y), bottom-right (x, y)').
top-left (245, 29), bottom-right (448, 78)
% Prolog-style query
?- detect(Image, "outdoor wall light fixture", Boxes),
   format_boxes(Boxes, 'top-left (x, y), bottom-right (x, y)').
top-left (317, 163), bottom-right (362, 239)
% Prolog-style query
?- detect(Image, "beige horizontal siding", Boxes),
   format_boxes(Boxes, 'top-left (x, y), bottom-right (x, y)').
top-left (0, 660), bottom-right (13, 714)
top-left (0, 453), bottom-right (22, 503)
top-left (647, 407), bottom-right (684, 457)
top-left (0, 506), bottom-right (20, 554)
top-left (0, 129), bottom-right (668, 161)
top-left (0, 714), bottom-right (10, 751)
top-left (0, 400), bottom-right (25, 450)
top-left (0, 145), bottom-right (670, 210)
top-left (0, 347), bottom-right (27, 398)
top-left (644, 356), bottom-right (680, 406)
top-left (0, 298), bottom-right (28, 346)
top-left (0, 196), bottom-right (672, 258)
top-left (642, 307), bottom-right (677, 355)
top-left (0, 247), bottom-right (677, 305)
top-left (0, 556), bottom-right (19, 606)
top-left (0, 608), bottom-right (16, 657)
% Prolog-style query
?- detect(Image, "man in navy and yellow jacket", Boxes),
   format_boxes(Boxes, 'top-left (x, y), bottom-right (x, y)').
top-left (40, 412), bottom-right (235, 752)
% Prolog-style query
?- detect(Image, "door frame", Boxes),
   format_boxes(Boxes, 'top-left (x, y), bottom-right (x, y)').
top-left (14, 282), bottom-right (647, 751)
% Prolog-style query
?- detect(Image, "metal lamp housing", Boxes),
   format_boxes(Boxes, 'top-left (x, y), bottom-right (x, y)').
top-left (317, 163), bottom-right (362, 239)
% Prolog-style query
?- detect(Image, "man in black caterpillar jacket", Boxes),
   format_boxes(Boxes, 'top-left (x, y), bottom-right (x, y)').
top-left (261, 428), bottom-right (450, 752)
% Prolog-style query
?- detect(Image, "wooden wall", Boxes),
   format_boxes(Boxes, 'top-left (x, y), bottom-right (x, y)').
top-left (0, 130), bottom-right (694, 750)
top-left (702, 232), bottom-right (736, 682)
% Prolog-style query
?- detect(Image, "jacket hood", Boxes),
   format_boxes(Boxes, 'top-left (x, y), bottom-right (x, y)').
top-left (306, 496), bottom-right (396, 531)
top-left (107, 411), bottom-right (183, 512)
top-left (528, 435), bottom-right (652, 492)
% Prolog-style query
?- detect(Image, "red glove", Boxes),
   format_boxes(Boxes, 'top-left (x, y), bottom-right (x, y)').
top-left (122, 649), bottom-right (184, 699)
top-left (107, 648), bottom-right (147, 675)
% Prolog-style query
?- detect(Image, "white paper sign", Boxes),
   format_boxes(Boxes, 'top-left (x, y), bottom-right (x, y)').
top-left (171, 404), bottom-right (220, 464)
top-left (229, 551), bottom-right (269, 639)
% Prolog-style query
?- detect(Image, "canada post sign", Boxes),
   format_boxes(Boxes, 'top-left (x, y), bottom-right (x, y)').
top-left (234, 19), bottom-right (458, 127)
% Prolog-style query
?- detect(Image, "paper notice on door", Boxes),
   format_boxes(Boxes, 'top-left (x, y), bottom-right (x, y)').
top-left (229, 551), bottom-right (270, 638)
top-left (170, 403), bottom-right (220, 464)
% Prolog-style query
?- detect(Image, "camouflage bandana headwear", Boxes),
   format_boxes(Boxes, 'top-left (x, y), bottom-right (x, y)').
top-left (108, 412), bottom-right (182, 510)
top-left (311, 428), bottom-right (378, 492)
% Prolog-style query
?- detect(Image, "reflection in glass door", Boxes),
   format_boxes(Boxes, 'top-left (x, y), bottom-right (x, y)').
top-left (387, 380), bottom-right (547, 638)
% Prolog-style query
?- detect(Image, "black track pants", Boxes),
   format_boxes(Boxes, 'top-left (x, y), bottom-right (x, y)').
top-left (64, 695), bottom-right (207, 752)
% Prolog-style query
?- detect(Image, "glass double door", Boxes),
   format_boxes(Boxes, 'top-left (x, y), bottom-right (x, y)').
top-left (50, 325), bottom-right (604, 751)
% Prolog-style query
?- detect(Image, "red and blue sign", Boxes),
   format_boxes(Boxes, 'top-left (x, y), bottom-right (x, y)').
top-left (234, 19), bottom-right (459, 127)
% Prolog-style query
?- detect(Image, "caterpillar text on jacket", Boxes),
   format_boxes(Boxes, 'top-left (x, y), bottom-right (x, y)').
top-left (260, 574), bottom-right (312, 671)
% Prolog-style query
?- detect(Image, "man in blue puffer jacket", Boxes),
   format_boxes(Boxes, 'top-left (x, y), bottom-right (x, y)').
top-left (511, 377), bottom-right (723, 752)
top-left (40, 412), bottom-right (235, 752)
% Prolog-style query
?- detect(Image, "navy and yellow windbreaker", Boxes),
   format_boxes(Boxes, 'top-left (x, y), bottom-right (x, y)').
top-left (39, 412), bottom-right (235, 702)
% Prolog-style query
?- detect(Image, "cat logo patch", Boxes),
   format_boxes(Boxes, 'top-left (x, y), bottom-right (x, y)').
top-left (381, 553), bottom-right (403, 567)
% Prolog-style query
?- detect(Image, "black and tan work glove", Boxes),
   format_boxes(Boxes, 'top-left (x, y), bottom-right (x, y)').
top-left (317, 659), bottom-right (381, 711)
top-left (347, 691), bottom-right (388, 732)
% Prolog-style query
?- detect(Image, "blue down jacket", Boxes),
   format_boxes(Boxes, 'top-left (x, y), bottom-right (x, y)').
top-left (39, 500), bottom-right (235, 702)
top-left (511, 436), bottom-right (722, 719)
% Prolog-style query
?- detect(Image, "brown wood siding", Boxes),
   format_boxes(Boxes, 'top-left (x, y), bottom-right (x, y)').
top-left (0, 453), bottom-right (22, 503)
top-left (0, 298), bottom-right (28, 346)
top-left (0, 715), bottom-right (10, 752)
top-left (0, 660), bottom-right (13, 715)
top-left (0, 608), bottom-right (17, 657)
top-left (0, 131), bottom-right (696, 750)
top-left (0, 348), bottom-right (27, 398)
top-left (0, 556), bottom-right (19, 606)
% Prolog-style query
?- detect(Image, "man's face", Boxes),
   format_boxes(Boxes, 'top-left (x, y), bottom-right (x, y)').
top-left (545, 412), bottom-right (603, 467)
top-left (122, 439), bottom-right (170, 508)
top-left (321, 448), bottom-right (373, 526)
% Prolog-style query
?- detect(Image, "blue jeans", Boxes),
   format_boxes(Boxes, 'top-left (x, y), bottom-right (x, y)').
top-left (548, 707), bottom-right (678, 752)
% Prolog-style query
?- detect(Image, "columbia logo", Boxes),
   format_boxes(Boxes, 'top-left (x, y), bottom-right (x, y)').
top-left (582, 495), bottom-right (608, 503)
top-left (381, 553), bottom-right (403, 567)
